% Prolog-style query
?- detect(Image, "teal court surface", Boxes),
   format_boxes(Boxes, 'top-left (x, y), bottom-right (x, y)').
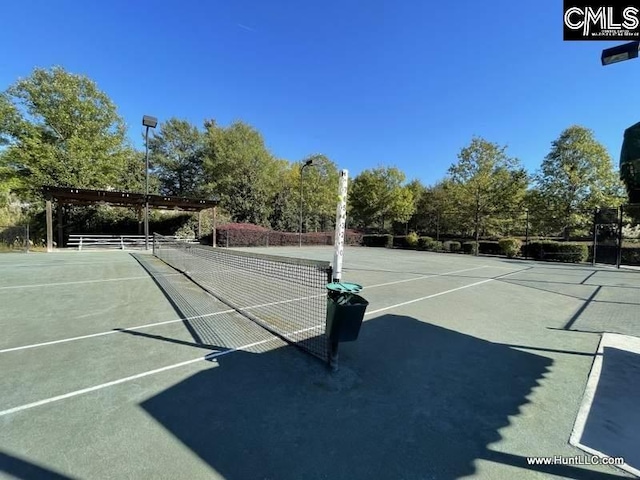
top-left (1, 246), bottom-right (640, 479)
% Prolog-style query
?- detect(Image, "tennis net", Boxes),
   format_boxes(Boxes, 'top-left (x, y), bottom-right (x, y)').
top-left (153, 234), bottom-right (333, 363)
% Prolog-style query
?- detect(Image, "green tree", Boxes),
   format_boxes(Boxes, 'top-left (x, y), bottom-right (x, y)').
top-left (405, 179), bottom-right (426, 233)
top-left (0, 67), bottom-right (133, 198)
top-left (0, 93), bottom-right (19, 147)
top-left (269, 160), bottom-right (299, 231)
top-left (535, 125), bottom-right (625, 239)
top-left (349, 166), bottom-right (415, 231)
top-left (299, 154), bottom-right (340, 232)
top-left (203, 120), bottom-right (279, 226)
top-left (413, 180), bottom-right (463, 238)
top-left (447, 137), bottom-right (528, 246)
top-left (149, 118), bottom-right (204, 197)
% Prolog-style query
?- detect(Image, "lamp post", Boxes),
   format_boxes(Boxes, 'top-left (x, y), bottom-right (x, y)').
top-left (601, 41), bottom-right (640, 66)
top-left (299, 158), bottom-right (317, 247)
top-left (142, 115), bottom-right (158, 250)
top-left (524, 208), bottom-right (529, 259)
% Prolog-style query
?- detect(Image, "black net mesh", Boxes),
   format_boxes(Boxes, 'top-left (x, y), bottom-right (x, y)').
top-left (153, 234), bottom-right (332, 363)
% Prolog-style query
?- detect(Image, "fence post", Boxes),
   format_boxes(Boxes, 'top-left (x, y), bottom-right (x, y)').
top-left (617, 204), bottom-right (624, 269)
top-left (524, 209), bottom-right (529, 259)
top-left (46, 199), bottom-right (53, 252)
top-left (592, 208), bottom-right (599, 266)
top-left (212, 207), bottom-right (217, 248)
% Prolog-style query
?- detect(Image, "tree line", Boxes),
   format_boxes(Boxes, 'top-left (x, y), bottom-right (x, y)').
top-left (0, 66), bottom-right (628, 239)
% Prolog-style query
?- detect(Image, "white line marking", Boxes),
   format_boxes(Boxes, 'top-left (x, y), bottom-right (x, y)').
top-left (1, 266), bottom-right (500, 353)
top-left (0, 273), bottom-right (181, 291)
top-left (3, 260), bottom-right (138, 268)
top-left (0, 315), bottom-right (218, 354)
top-left (0, 336), bottom-right (282, 417)
top-left (365, 266), bottom-right (487, 288)
top-left (0, 269), bottom-right (529, 417)
top-left (365, 269), bottom-right (525, 316)
top-left (0, 294), bottom-right (317, 354)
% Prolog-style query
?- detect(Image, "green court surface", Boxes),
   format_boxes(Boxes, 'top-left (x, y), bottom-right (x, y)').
top-left (1, 247), bottom-right (639, 479)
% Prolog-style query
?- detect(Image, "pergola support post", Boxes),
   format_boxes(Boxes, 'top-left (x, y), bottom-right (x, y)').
top-left (46, 199), bottom-right (53, 253)
top-left (57, 204), bottom-right (64, 249)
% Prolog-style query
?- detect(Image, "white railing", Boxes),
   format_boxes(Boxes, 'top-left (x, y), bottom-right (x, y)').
top-left (67, 234), bottom-right (198, 251)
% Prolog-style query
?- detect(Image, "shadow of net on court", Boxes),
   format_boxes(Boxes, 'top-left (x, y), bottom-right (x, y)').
top-left (151, 235), bottom-right (333, 364)
top-left (129, 253), bottom-right (278, 354)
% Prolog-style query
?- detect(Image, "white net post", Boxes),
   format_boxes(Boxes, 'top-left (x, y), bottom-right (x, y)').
top-left (332, 169), bottom-right (349, 282)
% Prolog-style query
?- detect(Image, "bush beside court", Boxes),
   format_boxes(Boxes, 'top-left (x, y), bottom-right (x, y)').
top-left (358, 234), bottom-right (634, 265)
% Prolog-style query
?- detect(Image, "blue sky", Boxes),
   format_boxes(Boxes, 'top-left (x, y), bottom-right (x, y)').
top-left (1, 0), bottom-right (638, 186)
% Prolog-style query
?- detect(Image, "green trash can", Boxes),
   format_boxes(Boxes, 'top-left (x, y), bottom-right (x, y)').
top-left (326, 282), bottom-right (369, 342)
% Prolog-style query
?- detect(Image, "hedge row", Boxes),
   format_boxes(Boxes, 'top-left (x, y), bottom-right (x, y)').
top-left (523, 241), bottom-right (588, 263)
top-left (622, 246), bottom-right (640, 265)
top-left (363, 234), bottom-right (394, 248)
top-left (360, 234), bottom-right (640, 265)
top-left (213, 223), bottom-right (363, 247)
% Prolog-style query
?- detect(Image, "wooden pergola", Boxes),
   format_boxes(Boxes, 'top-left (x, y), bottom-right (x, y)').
top-left (42, 186), bottom-right (219, 252)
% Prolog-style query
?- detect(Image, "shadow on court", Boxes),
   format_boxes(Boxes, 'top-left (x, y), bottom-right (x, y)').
top-left (0, 451), bottom-right (77, 480)
top-left (135, 314), bottom-right (621, 479)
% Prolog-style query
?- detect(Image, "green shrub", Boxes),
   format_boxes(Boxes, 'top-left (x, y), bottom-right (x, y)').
top-left (362, 234), bottom-right (393, 248)
top-left (393, 236), bottom-right (409, 248)
top-left (524, 241), bottom-right (588, 263)
top-left (417, 236), bottom-right (434, 250)
top-left (621, 246), bottom-right (640, 265)
top-left (499, 238), bottom-right (522, 258)
top-left (443, 240), bottom-right (461, 252)
top-left (406, 232), bottom-right (419, 248)
top-left (462, 241), bottom-right (478, 255)
top-left (478, 241), bottom-right (501, 255)
top-left (432, 241), bottom-right (445, 252)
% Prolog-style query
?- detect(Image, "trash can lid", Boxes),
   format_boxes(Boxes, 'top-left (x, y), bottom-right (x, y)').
top-left (326, 282), bottom-right (363, 293)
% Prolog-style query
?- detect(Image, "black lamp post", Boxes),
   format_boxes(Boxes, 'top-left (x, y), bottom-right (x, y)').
top-left (524, 208), bottom-right (529, 259)
top-left (601, 41), bottom-right (640, 66)
top-left (299, 158), bottom-right (317, 247)
top-left (142, 115), bottom-right (158, 250)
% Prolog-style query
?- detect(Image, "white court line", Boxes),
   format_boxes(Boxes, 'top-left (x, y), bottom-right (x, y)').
top-left (0, 314), bottom-right (222, 354)
top-left (5, 261), bottom-right (137, 268)
top-left (0, 273), bottom-right (182, 291)
top-left (0, 269), bottom-right (524, 417)
top-left (365, 266), bottom-right (486, 288)
top-left (1, 266), bottom-right (492, 354)
top-left (0, 336), bottom-right (281, 418)
top-left (365, 268), bottom-right (526, 316)
top-left (0, 291), bottom-right (329, 354)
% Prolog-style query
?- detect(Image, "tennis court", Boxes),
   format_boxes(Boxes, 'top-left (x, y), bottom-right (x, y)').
top-left (1, 245), bottom-right (639, 479)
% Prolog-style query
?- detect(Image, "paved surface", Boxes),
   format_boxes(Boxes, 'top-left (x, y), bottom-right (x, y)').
top-left (1, 247), bottom-right (639, 479)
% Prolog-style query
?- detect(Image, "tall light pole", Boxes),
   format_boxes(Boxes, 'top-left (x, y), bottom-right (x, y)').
top-left (524, 208), bottom-right (529, 259)
top-left (601, 41), bottom-right (640, 66)
top-left (142, 115), bottom-right (158, 250)
top-left (299, 158), bottom-right (317, 247)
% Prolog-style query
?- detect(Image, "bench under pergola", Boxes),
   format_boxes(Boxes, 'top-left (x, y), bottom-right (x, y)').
top-left (42, 186), bottom-right (219, 252)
